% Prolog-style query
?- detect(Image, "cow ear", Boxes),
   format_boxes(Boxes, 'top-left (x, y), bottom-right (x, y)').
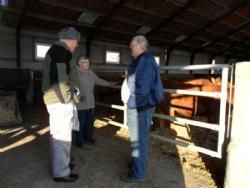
top-left (211, 77), bottom-right (221, 84)
top-left (211, 77), bottom-right (216, 83)
top-left (215, 77), bottom-right (221, 83)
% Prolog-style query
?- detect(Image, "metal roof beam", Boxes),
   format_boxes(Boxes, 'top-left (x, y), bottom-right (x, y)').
top-left (211, 35), bottom-right (250, 58)
top-left (87, 0), bottom-right (125, 40)
top-left (168, 0), bottom-right (249, 51)
top-left (193, 18), bottom-right (250, 55)
top-left (146, 0), bottom-right (194, 36)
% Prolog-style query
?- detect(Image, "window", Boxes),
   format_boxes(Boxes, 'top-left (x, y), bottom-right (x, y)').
top-left (105, 50), bottom-right (120, 64)
top-left (35, 43), bottom-right (51, 60)
top-left (154, 56), bottom-right (160, 65)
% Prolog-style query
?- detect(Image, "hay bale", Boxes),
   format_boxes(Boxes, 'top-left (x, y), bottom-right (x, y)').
top-left (0, 90), bottom-right (22, 126)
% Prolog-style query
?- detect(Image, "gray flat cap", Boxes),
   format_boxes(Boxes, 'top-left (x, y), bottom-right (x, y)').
top-left (58, 27), bottom-right (81, 41)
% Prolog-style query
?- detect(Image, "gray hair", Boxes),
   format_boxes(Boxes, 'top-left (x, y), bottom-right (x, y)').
top-left (77, 55), bottom-right (89, 64)
top-left (132, 35), bottom-right (149, 50)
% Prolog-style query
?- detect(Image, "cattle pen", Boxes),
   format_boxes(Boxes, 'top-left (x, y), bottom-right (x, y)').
top-left (94, 64), bottom-right (234, 159)
top-left (1, 1), bottom-right (250, 187)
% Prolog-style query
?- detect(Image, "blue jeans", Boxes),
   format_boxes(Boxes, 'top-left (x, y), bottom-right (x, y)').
top-left (127, 106), bottom-right (155, 179)
top-left (75, 109), bottom-right (94, 144)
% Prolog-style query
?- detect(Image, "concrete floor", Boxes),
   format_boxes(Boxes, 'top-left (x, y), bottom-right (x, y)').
top-left (0, 105), bottom-right (217, 188)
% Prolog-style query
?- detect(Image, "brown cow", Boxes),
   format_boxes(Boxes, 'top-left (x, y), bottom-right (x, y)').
top-left (154, 75), bottom-right (234, 149)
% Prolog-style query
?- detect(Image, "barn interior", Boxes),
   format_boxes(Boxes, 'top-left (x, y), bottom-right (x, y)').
top-left (0, 0), bottom-right (250, 187)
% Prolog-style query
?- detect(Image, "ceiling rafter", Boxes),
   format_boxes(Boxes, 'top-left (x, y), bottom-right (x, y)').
top-left (192, 18), bottom-right (250, 54)
top-left (36, 0), bottom-right (249, 49)
top-left (168, 0), bottom-right (249, 51)
top-left (172, 2), bottom-right (250, 39)
top-left (108, 0), bottom-right (166, 19)
top-left (146, 0), bottom-right (194, 36)
top-left (26, 13), bottom-right (95, 29)
top-left (211, 35), bottom-right (250, 58)
top-left (16, 0), bottom-right (32, 31)
top-left (24, 12), bottom-right (250, 57)
top-left (87, 0), bottom-right (125, 40)
top-left (1, 0), bottom-right (249, 60)
top-left (171, 18), bottom-right (250, 45)
top-left (39, 0), bottom-right (89, 13)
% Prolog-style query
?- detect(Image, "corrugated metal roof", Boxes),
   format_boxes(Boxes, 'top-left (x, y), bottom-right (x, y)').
top-left (0, 0), bottom-right (249, 59)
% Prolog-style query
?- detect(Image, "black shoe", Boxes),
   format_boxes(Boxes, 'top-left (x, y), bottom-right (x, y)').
top-left (69, 163), bottom-right (75, 170)
top-left (120, 173), bottom-right (144, 183)
top-left (53, 173), bottom-right (79, 182)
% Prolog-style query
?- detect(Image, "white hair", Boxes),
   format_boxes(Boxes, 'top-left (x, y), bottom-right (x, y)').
top-left (132, 35), bottom-right (149, 50)
top-left (77, 55), bottom-right (89, 64)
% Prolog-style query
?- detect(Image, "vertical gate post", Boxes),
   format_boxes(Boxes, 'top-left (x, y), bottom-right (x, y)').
top-left (217, 67), bottom-right (229, 158)
top-left (224, 62), bottom-right (250, 188)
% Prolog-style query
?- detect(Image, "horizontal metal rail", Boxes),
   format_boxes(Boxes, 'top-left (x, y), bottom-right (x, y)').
top-left (96, 101), bottom-right (219, 131)
top-left (164, 89), bottom-right (221, 98)
top-left (100, 85), bottom-right (221, 98)
top-left (153, 113), bottom-right (219, 131)
top-left (150, 133), bottom-right (219, 158)
top-left (159, 64), bottom-right (229, 71)
top-left (96, 102), bottom-right (125, 111)
top-left (93, 64), bottom-right (230, 72)
top-left (97, 113), bottom-right (219, 157)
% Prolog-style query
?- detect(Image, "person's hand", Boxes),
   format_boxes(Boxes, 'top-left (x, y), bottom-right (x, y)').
top-left (73, 87), bottom-right (80, 97)
top-left (72, 87), bottom-right (80, 103)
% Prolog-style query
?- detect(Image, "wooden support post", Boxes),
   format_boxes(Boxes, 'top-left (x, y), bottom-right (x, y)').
top-left (224, 62), bottom-right (250, 188)
top-left (86, 37), bottom-right (91, 58)
top-left (225, 56), bottom-right (232, 64)
top-left (16, 29), bottom-right (21, 68)
top-left (165, 50), bottom-right (171, 74)
top-left (190, 53), bottom-right (195, 74)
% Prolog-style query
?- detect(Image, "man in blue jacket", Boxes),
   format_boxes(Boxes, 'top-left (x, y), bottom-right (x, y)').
top-left (121, 35), bottom-right (163, 182)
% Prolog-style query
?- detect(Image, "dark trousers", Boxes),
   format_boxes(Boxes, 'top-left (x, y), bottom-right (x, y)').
top-left (127, 107), bottom-right (155, 179)
top-left (75, 109), bottom-right (94, 144)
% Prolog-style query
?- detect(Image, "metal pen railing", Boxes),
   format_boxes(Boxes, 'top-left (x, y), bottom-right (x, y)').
top-left (94, 64), bottom-right (233, 158)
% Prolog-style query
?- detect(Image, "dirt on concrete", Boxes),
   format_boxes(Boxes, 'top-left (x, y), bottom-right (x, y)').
top-left (0, 105), bottom-right (222, 188)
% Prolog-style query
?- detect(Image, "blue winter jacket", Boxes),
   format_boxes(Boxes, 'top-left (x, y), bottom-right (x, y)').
top-left (127, 51), bottom-right (163, 109)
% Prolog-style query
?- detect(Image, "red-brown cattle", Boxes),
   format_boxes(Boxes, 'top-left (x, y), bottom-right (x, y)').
top-left (155, 75), bottom-right (234, 143)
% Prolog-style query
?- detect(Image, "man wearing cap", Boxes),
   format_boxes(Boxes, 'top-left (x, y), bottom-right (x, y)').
top-left (42, 26), bottom-right (80, 182)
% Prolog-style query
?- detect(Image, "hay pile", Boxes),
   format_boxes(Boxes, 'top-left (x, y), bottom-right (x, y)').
top-left (0, 91), bottom-right (22, 126)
